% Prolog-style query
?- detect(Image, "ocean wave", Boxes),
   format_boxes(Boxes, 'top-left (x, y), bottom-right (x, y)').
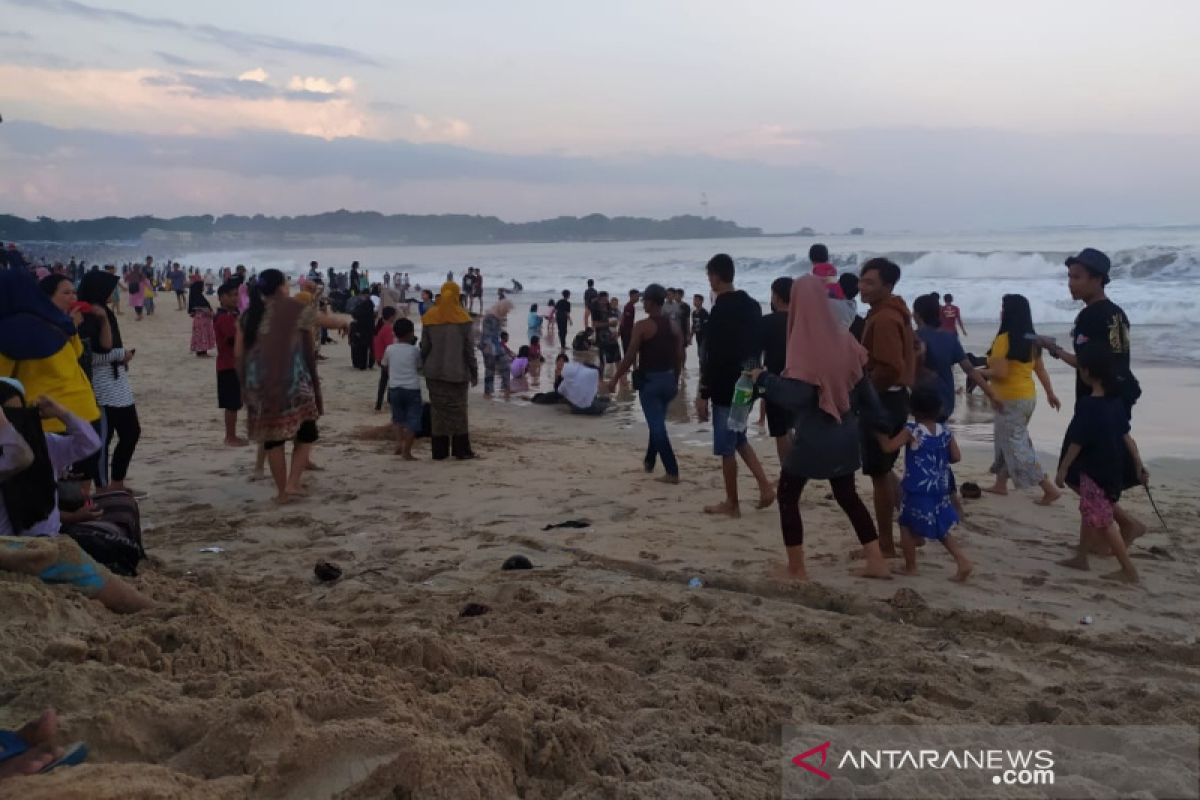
top-left (732, 246), bottom-right (1200, 283)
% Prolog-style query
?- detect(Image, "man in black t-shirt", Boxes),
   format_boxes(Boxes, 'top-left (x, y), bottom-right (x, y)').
top-left (582, 279), bottom-right (597, 330)
top-left (1045, 247), bottom-right (1146, 550)
top-left (591, 291), bottom-right (618, 373)
top-left (696, 254), bottom-right (774, 517)
top-left (691, 294), bottom-right (710, 364)
top-left (554, 290), bottom-right (573, 350)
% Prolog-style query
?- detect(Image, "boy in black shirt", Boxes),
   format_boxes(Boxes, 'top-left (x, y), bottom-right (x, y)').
top-left (696, 254), bottom-right (774, 517)
top-left (554, 290), bottom-right (572, 350)
top-left (1045, 247), bottom-right (1145, 548)
top-left (1055, 349), bottom-right (1148, 583)
top-left (691, 294), bottom-right (710, 364)
top-left (760, 276), bottom-right (793, 462)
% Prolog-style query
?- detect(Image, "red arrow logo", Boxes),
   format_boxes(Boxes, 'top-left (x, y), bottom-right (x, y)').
top-left (792, 741), bottom-right (833, 780)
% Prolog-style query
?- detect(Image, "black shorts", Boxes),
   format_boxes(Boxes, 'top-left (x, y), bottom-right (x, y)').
top-left (265, 420), bottom-right (319, 450)
top-left (862, 388), bottom-right (910, 477)
top-left (216, 369), bottom-right (242, 410)
top-left (765, 401), bottom-right (792, 438)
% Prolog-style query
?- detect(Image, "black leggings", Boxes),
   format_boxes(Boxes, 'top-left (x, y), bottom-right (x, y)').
top-left (777, 472), bottom-right (877, 548)
top-left (376, 367), bottom-right (389, 410)
top-left (557, 318), bottom-right (568, 349)
top-left (103, 405), bottom-right (140, 483)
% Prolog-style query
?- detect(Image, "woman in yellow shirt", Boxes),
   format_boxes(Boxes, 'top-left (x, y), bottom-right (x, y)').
top-left (981, 294), bottom-right (1061, 504)
top-left (0, 272), bottom-right (100, 435)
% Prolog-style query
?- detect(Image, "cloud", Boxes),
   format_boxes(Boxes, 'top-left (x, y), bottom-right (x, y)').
top-left (3, 0), bottom-right (381, 66)
top-left (154, 50), bottom-right (206, 69)
top-left (412, 114), bottom-right (472, 143)
top-left (141, 70), bottom-right (351, 104)
top-left (1, 65), bottom-right (367, 138)
top-left (0, 29), bottom-right (33, 40)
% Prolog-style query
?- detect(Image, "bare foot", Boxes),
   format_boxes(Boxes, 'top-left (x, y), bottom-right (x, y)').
top-left (769, 563), bottom-right (808, 582)
top-left (853, 563), bottom-right (893, 580)
top-left (249, 469), bottom-right (265, 483)
top-left (892, 563), bottom-right (918, 576)
top-left (1057, 554), bottom-right (1090, 571)
top-left (224, 437), bottom-right (249, 447)
top-left (286, 485), bottom-right (310, 497)
top-left (951, 564), bottom-right (974, 582)
top-left (393, 446), bottom-right (404, 455)
top-left (1120, 519), bottom-right (1148, 547)
top-left (756, 488), bottom-right (776, 510)
top-left (1034, 490), bottom-right (1061, 506)
top-left (307, 462), bottom-right (325, 472)
top-left (401, 453), bottom-right (417, 462)
top-left (1101, 568), bottom-right (1139, 585)
top-left (271, 494), bottom-right (292, 505)
top-left (704, 501), bottom-right (741, 518)
top-left (983, 485), bottom-right (1008, 496)
top-left (655, 474), bottom-right (680, 485)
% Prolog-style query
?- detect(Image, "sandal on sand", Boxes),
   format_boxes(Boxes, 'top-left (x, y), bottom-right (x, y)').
top-left (0, 731), bottom-right (88, 776)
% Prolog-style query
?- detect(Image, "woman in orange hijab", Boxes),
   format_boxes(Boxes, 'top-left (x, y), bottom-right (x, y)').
top-left (420, 282), bottom-right (478, 460)
top-left (749, 276), bottom-right (892, 580)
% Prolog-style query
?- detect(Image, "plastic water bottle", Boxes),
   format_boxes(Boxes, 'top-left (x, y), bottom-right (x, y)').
top-left (726, 370), bottom-right (755, 432)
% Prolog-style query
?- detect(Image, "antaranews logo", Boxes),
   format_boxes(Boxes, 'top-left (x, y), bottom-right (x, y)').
top-left (790, 742), bottom-right (1055, 787)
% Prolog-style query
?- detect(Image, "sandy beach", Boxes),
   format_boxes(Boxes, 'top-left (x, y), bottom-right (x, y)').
top-left (3, 305), bottom-right (1199, 800)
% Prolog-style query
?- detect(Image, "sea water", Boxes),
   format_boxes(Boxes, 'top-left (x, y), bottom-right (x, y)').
top-left (179, 225), bottom-right (1200, 367)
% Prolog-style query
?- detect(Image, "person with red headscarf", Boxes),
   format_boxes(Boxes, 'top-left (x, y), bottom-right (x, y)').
top-left (749, 276), bottom-right (892, 581)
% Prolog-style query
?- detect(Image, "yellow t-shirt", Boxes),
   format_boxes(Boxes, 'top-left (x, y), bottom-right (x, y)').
top-left (987, 333), bottom-right (1037, 402)
top-left (0, 335), bottom-right (101, 432)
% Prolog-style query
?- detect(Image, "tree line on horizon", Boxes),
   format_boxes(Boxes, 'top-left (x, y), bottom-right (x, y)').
top-left (0, 211), bottom-right (764, 245)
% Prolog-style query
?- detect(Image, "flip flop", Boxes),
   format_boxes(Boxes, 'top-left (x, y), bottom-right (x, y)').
top-left (39, 742), bottom-right (88, 773)
top-left (0, 731), bottom-right (29, 764)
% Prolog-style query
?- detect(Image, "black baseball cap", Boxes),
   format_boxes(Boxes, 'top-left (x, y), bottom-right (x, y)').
top-left (1064, 247), bottom-right (1110, 276)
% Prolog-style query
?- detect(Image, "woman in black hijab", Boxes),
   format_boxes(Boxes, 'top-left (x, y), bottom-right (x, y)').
top-left (188, 278), bottom-right (216, 356)
top-left (77, 271), bottom-right (141, 492)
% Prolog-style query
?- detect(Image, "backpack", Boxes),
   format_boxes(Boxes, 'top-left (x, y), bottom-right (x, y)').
top-left (62, 490), bottom-right (146, 576)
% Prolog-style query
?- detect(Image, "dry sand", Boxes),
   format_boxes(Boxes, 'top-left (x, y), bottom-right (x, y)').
top-left (2, 307), bottom-right (1199, 799)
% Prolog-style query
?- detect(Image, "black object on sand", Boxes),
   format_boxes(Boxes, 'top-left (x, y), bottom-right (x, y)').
top-left (542, 519), bottom-right (591, 531)
top-left (502, 555), bottom-right (533, 571)
top-left (960, 482), bottom-right (982, 500)
top-left (314, 561), bottom-right (343, 582)
top-left (460, 603), bottom-right (491, 618)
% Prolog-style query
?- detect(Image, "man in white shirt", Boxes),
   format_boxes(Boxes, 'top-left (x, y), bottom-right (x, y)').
top-left (558, 360), bottom-right (609, 415)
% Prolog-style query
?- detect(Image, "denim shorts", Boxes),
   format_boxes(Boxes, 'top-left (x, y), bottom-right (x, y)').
top-left (712, 404), bottom-right (748, 458)
top-left (388, 387), bottom-right (423, 431)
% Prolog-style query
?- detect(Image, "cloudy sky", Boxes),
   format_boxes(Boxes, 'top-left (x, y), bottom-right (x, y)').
top-left (2, 0), bottom-right (1199, 231)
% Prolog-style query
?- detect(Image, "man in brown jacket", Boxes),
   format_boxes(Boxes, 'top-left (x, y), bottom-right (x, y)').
top-left (858, 258), bottom-right (916, 557)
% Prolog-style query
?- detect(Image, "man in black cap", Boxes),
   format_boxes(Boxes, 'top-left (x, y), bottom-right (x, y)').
top-left (1045, 247), bottom-right (1146, 552)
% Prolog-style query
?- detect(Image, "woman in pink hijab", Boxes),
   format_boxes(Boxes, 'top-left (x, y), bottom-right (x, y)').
top-left (750, 276), bottom-right (891, 580)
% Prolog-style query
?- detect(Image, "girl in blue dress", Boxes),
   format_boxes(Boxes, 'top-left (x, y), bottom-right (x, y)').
top-left (879, 384), bottom-right (973, 581)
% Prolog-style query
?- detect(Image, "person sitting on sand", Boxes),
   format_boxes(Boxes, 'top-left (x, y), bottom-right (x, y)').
top-left (510, 345), bottom-right (531, 393)
top-left (572, 327), bottom-right (593, 353)
top-left (0, 382), bottom-right (150, 613)
top-left (749, 276), bottom-right (891, 580)
top-left (1054, 347), bottom-right (1148, 583)
top-left (528, 335), bottom-right (545, 385)
top-left (558, 359), bottom-right (610, 415)
top-left (530, 354), bottom-right (570, 404)
top-left (878, 384), bottom-right (973, 581)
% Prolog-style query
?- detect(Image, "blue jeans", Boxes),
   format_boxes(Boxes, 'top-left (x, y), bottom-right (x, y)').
top-left (638, 369), bottom-right (679, 477)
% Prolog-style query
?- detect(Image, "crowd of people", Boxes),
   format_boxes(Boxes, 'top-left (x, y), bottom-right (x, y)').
top-left (0, 238), bottom-right (1155, 780)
